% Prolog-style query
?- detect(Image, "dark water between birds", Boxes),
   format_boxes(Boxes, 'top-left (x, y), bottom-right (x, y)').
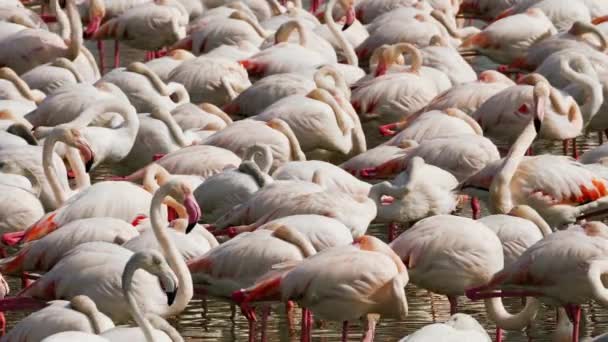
top-left (5, 39), bottom-right (608, 341)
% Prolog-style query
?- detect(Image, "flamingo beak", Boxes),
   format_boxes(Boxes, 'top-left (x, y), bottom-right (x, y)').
top-left (184, 195), bottom-right (201, 234)
top-left (166, 289), bottom-right (177, 306)
top-left (84, 16), bottom-right (102, 38)
top-left (78, 142), bottom-right (94, 172)
top-left (343, 7), bottom-right (355, 31)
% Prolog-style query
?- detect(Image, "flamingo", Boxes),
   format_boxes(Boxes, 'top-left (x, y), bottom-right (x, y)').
top-left (494, 0), bottom-right (595, 31)
top-left (175, 10), bottom-right (268, 55)
top-left (92, 0), bottom-right (188, 57)
top-left (0, 67), bottom-right (45, 105)
top-left (0, 217), bottom-right (138, 275)
top-left (381, 108), bottom-right (483, 144)
top-left (354, 0), bottom-right (419, 24)
top-left (2, 296), bottom-right (114, 341)
top-left (167, 55), bottom-right (251, 106)
top-left (224, 72), bottom-right (315, 116)
top-left (389, 215), bottom-right (504, 315)
top-left (20, 58), bottom-right (87, 96)
top-left (473, 74), bottom-right (583, 153)
top-left (25, 82), bottom-right (129, 128)
top-left (1, 126), bottom-right (161, 246)
top-left (194, 146), bottom-right (272, 223)
top-left (251, 88), bottom-right (360, 159)
top-left (99, 62), bottom-right (190, 113)
top-left (478, 205), bottom-right (553, 267)
top-left (213, 176), bottom-right (376, 237)
top-left (1, 179), bottom-right (198, 322)
top-left (124, 105), bottom-right (223, 172)
top-left (460, 8), bottom-right (557, 65)
top-left (0, 0), bottom-right (92, 74)
top-left (41, 251), bottom-right (185, 341)
top-left (398, 314), bottom-right (491, 342)
top-left (519, 21), bottom-right (607, 71)
top-left (171, 102), bottom-right (232, 132)
top-left (467, 221), bottom-right (608, 342)
top-left (0, 130), bottom-right (89, 211)
top-left (143, 49), bottom-right (194, 82)
top-left (202, 119), bottom-right (305, 171)
top-left (239, 19), bottom-right (348, 77)
top-left (0, 182), bottom-right (44, 236)
top-left (232, 235), bottom-right (409, 342)
top-left (357, 134), bottom-right (500, 182)
top-left (124, 144), bottom-right (242, 180)
top-left (462, 82), bottom-right (608, 227)
top-left (36, 99), bottom-right (140, 171)
top-left (341, 141), bottom-right (417, 176)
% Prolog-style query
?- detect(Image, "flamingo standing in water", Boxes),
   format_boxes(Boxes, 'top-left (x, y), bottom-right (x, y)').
top-left (41, 250), bottom-right (185, 341)
top-left (467, 221), bottom-right (608, 342)
top-left (462, 81), bottom-right (608, 227)
top-left (0, 179), bottom-right (199, 323)
top-left (232, 235), bottom-right (409, 342)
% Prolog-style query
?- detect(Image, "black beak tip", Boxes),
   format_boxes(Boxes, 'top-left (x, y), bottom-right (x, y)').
top-left (534, 118), bottom-right (542, 133)
top-left (342, 22), bottom-right (352, 31)
top-left (166, 289), bottom-right (177, 306)
top-left (85, 158), bottom-right (94, 173)
top-left (186, 222), bottom-right (196, 234)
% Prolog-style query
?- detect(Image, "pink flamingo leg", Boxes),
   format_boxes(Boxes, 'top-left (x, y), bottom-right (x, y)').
top-left (114, 40), bottom-right (120, 68)
top-left (471, 197), bottom-right (481, 220)
top-left (448, 296), bottom-right (458, 315)
top-left (300, 308), bottom-right (309, 342)
top-left (306, 310), bottom-right (313, 339)
top-left (388, 222), bottom-right (398, 242)
top-left (0, 312), bottom-right (5, 336)
top-left (495, 326), bottom-right (503, 342)
top-left (361, 315), bottom-right (378, 342)
top-left (248, 315), bottom-right (256, 342)
top-left (286, 301), bottom-right (296, 335)
top-left (341, 321), bottom-right (349, 342)
top-left (260, 305), bottom-right (270, 342)
top-left (97, 40), bottom-right (105, 73)
top-left (565, 304), bottom-right (581, 342)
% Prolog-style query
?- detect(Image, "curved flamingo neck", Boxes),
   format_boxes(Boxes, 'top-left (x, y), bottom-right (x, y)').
top-left (51, 58), bottom-right (85, 82)
top-left (325, 0), bottom-right (358, 66)
top-left (65, 0), bottom-right (83, 60)
top-left (267, 119), bottom-right (306, 161)
top-left (275, 20), bottom-right (308, 46)
top-left (485, 297), bottom-right (540, 330)
top-left (122, 257), bottom-right (159, 342)
top-left (272, 226), bottom-right (317, 257)
top-left (0, 67), bottom-right (43, 103)
top-left (307, 88), bottom-right (352, 135)
top-left (42, 133), bottom-right (69, 205)
top-left (489, 116), bottom-right (540, 214)
top-left (561, 56), bottom-right (603, 123)
top-left (150, 108), bottom-right (191, 147)
top-left (127, 62), bottom-right (173, 97)
top-left (150, 185), bottom-right (193, 317)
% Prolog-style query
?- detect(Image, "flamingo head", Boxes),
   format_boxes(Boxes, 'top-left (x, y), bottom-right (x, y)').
top-left (342, 0), bottom-right (355, 30)
top-left (532, 81), bottom-right (549, 133)
top-left (127, 251), bottom-right (178, 305)
top-left (54, 127), bottom-right (95, 172)
top-left (165, 180), bottom-right (202, 234)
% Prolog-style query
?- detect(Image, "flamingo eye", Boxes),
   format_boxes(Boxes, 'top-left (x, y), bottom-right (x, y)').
top-left (518, 104), bottom-right (529, 114)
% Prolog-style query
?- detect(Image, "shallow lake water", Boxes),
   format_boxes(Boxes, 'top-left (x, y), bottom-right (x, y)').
top-left (4, 27), bottom-right (608, 341)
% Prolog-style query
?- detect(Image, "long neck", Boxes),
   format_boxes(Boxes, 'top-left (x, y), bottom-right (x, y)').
top-left (489, 120), bottom-right (538, 214)
top-left (268, 119), bottom-right (306, 161)
top-left (150, 187), bottom-right (193, 317)
top-left (65, 147), bottom-right (91, 191)
top-left (123, 259), bottom-right (159, 342)
top-left (276, 21), bottom-right (307, 46)
top-left (74, 100), bottom-right (140, 158)
top-left (0, 68), bottom-right (40, 103)
top-left (309, 89), bottom-right (351, 135)
top-left (51, 0), bottom-right (70, 40)
top-left (69, 296), bottom-right (108, 334)
top-left (42, 135), bottom-right (69, 205)
top-left (513, 207), bottom-right (552, 237)
top-left (165, 83), bottom-right (190, 106)
top-left (128, 63), bottom-right (171, 96)
top-left (65, 0), bottom-right (83, 60)
top-left (325, 0), bottom-right (358, 66)
top-left (485, 297), bottom-right (540, 330)
top-left (272, 225), bottom-right (317, 257)
top-left (151, 109), bottom-right (190, 147)
top-left (145, 314), bottom-right (184, 342)
top-left (588, 260), bottom-right (608, 307)
top-left (562, 57), bottom-right (603, 123)
top-left (52, 58), bottom-right (85, 82)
